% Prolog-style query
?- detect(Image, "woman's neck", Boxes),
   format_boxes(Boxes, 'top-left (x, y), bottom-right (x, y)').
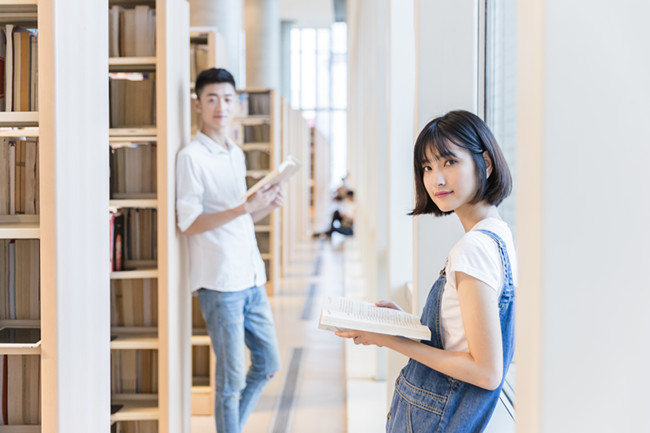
top-left (455, 202), bottom-right (501, 232)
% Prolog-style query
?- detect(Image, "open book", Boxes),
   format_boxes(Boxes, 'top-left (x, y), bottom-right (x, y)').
top-left (242, 155), bottom-right (301, 200)
top-left (318, 296), bottom-right (431, 340)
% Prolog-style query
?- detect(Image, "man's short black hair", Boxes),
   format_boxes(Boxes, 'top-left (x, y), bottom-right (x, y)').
top-left (195, 68), bottom-right (236, 98)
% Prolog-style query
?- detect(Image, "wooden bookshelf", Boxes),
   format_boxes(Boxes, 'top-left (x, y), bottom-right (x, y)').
top-left (0, 3), bottom-right (42, 430)
top-left (108, 0), bottom-right (190, 432)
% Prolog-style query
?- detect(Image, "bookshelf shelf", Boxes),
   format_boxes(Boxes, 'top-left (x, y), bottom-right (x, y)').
top-left (254, 225), bottom-right (271, 232)
top-left (111, 269), bottom-right (159, 280)
top-left (0, 341), bottom-right (40, 355)
top-left (235, 115), bottom-right (270, 125)
top-left (0, 426), bottom-right (41, 433)
top-left (0, 221), bottom-right (40, 239)
top-left (110, 127), bottom-right (157, 138)
top-left (110, 399), bottom-right (159, 422)
top-left (110, 333), bottom-right (158, 350)
top-left (191, 334), bottom-right (210, 346)
top-left (109, 199), bottom-right (158, 209)
top-left (0, 112), bottom-right (38, 127)
top-left (246, 169), bottom-right (270, 178)
top-left (0, 0), bottom-right (37, 5)
top-left (0, 127), bottom-right (39, 137)
top-left (241, 143), bottom-right (271, 150)
top-left (109, 56), bottom-right (157, 72)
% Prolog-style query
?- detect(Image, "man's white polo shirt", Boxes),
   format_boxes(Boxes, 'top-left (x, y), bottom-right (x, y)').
top-left (176, 131), bottom-right (267, 292)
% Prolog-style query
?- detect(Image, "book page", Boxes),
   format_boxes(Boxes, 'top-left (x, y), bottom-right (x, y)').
top-left (326, 296), bottom-right (423, 330)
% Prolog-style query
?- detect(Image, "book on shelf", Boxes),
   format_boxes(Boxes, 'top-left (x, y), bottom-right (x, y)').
top-left (0, 136), bottom-right (39, 217)
top-left (109, 73), bottom-right (156, 128)
top-left (247, 92), bottom-right (270, 115)
top-left (113, 5), bottom-right (156, 58)
top-left (3, 25), bottom-right (37, 112)
top-left (0, 327), bottom-right (40, 346)
top-left (0, 239), bottom-right (40, 321)
top-left (241, 155), bottom-right (301, 200)
top-left (111, 279), bottom-right (158, 327)
top-left (318, 296), bottom-right (432, 340)
top-left (112, 421), bottom-right (158, 433)
top-left (111, 349), bottom-right (158, 394)
top-left (110, 142), bottom-right (157, 198)
top-left (1, 354), bottom-right (40, 425)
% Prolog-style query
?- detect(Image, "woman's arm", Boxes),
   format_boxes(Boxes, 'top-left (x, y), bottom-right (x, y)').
top-left (336, 272), bottom-right (503, 390)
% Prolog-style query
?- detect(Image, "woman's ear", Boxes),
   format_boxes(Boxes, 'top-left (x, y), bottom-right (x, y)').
top-left (482, 151), bottom-right (493, 179)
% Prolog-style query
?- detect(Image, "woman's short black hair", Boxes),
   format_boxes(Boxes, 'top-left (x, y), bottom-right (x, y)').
top-left (410, 110), bottom-right (512, 216)
top-left (195, 68), bottom-right (236, 98)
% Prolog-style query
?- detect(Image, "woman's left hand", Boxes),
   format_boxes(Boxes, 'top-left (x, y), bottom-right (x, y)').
top-left (335, 330), bottom-right (392, 347)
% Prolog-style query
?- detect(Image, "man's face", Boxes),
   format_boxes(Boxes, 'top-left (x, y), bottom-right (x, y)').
top-left (195, 82), bottom-right (238, 131)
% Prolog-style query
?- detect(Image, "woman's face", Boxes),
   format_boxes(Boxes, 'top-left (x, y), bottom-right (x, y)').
top-left (421, 142), bottom-right (478, 214)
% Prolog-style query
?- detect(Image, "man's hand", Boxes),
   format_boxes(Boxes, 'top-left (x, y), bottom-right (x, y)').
top-left (244, 184), bottom-right (281, 214)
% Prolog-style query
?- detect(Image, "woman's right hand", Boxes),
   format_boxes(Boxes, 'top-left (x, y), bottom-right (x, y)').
top-left (375, 300), bottom-right (403, 312)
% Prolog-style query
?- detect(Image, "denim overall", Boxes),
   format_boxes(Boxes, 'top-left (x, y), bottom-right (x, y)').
top-left (386, 230), bottom-right (515, 433)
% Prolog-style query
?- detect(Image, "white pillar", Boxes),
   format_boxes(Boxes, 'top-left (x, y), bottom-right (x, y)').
top-left (190, 0), bottom-right (244, 84)
top-left (280, 20), bottom-right (294, 99)
top-left (244, 0), bottom-right (280, 89)
top-left (516, 1), bottom-right (650, 432)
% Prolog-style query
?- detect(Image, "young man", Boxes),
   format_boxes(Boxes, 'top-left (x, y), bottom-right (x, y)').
top-left (176, 68), bottom-right (282, 433)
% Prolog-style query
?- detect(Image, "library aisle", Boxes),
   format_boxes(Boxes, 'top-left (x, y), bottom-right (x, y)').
top-left (191, 237), bottom-right (350, 433)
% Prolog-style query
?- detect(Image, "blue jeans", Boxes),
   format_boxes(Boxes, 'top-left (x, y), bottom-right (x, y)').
top-left (198, 286), bottom-right (281, 433)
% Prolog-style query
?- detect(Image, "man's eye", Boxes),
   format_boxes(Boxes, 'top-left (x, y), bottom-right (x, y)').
top-left (445, 159), bottom-right (456, 166)
top-left (422, 166), bottom-right (431, 171)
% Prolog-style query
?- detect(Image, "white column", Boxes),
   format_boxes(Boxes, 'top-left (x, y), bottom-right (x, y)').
top-left (244, 0), bottom-right (280, 89)
top-left (516, 1), bottom-right (650, 432)
top-left (190, 0), bottom-right (244, 84)
top-left (413, 0), bottom-right (479, 308)
top-left (39, 1), bottom-right (110, 431)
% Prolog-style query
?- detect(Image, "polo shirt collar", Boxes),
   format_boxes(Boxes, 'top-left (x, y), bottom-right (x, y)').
top-left (196, 130), bottom-right (235, 155)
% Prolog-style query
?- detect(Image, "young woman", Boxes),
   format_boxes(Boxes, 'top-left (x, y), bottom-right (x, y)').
top-left (336, 110), bottom-right (516, 432)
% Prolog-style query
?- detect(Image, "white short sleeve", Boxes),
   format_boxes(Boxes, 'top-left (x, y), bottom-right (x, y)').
top-left (446, 231), bottom-right (503, 294)
top-left (176, 150), bottom-right (205, 232)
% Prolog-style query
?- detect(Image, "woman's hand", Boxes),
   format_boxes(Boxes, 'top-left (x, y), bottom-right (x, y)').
top-left (375, 299), bottom-right (403, 311)
top-left (335, 330), bottom-right (394, 347)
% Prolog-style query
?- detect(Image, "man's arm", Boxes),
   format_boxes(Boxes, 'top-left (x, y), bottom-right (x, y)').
top-left (182, 185), bottom-right (282, 236)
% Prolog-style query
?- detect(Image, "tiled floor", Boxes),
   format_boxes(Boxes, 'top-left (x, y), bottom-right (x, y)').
top-left (191, 235), bottom-right (515, 433)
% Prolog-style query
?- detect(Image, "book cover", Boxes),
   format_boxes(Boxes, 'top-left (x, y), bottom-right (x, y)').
top-left (0, 139), bottom-right (9, 215)
top-left (241, 155), bottom-right (301, 200)
top-left (4, 25), bottom-right (13, 112)
top-left (319, 296), bottom-right (432, 340)
top-left (0, 28), bottom-right (6, 111)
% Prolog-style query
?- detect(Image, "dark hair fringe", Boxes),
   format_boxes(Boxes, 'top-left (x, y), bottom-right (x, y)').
top-left (195, 68), bottom-right (236, 98)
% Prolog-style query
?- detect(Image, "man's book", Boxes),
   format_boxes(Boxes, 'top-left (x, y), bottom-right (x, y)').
top-left (242, 155), bottom-right (301, 200)
top-left (318, 296), bottom-right (431, 340)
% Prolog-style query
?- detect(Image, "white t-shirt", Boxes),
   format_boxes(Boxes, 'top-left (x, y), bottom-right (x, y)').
top-left (440, 217), bottom-right (518, 352)
top-left (176, 131), bottom-right (267, 292)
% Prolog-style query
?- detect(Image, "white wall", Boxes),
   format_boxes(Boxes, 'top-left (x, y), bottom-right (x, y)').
top-left (516, 1), bottom-right (650, 432)
top-left (413, 0), bottom-right (478, 308)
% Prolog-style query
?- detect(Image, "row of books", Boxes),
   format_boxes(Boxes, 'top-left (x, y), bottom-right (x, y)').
top-left (1, 25), bottom-right (38, 112)
top-left (189, 42), bottom-right (209, 83)
top-left (238, 93), bottom-right (271, 116)
top-left (0, 138), bottom-right (39, 216)
top-left (231, 123), bottom-right (271, 145)
top-left (109, 73), bottom-right (156, 128)
top-left (110, 143), bottom-right (157, 198)
top-left (111, 349), bottom-right (158, 394)
top-left (0, 239), bottom-right (39, 321)
top-left (111, 279), bottom-right (158, 327)
top-left (0, 355), bottom-right (40, 425)
top-left (112, 421), bottom-right (158, 433)
top-left (109, 5), bottom-right (156, 58)
top-left (244, 148), bottom-right (271, 171)
top-left (110, 208), bottom-right (158, 272)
